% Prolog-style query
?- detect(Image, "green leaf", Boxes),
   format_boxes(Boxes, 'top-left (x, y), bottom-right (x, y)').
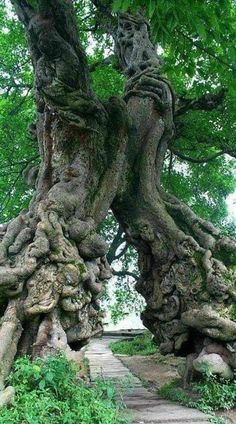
top-left (112, 0), bottom-right (125, 12)
top-left (148, 0), bottom-right (156, 18)
top-left (195, 19), bottom-right (207, 40)
top-left (39, 380), bottom-right (46, 390)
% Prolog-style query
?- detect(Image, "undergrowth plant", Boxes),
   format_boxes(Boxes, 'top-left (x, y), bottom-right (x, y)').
top-left (110, 332), bottom-right (157, 356)
top-left (0, 354), bottom-right (130, 424)
top-left (159, 373), bottom-right (236, 424)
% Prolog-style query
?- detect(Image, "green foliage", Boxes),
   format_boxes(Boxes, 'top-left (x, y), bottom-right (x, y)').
top-left (230, 304), bottom-right (236, 321)
top-left (113, 0), bottom-right (236, 94)
top-left (162, 151), bottom-right (236, 231)
top-left (108, 279), bottom-right (144, 324)
top-left (159, 372), bottom-right (236, 423)
top-left (91, 61), bottom-right (125, 100)
top-left (110, 332), bottom-right (157, 356)
top-left (0, 355), bottom-right (129, 424)
top-left (0, 1), bottom-right (37, 221)
top-left (161, 97), bottom-right (236, 233)
top-left (159, 382), bottom-right (192, 406)
top-left (111, 0), bottom-right (236, 237)
top-left (1, 0), bottom-right (235, 229)
top-left (209, 418), bottom-right (228, 424)
top-left (193, 375), bottom-right (236, 412)
top-left (99, 211), bottom-right (143, 324)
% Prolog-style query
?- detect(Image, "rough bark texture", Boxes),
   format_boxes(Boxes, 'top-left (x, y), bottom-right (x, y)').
top-left (111, 12), bottom-right (236, 381)
top-left (1, 0), bottom-right (128, 387)
top-left (2, 1), bottom-right (236, 386)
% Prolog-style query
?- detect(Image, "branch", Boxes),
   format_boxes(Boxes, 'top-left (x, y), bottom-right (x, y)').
top-left (0, 155), bottom-right (39, 218)
top-left (112, 269), bottom-right (139, 280)
top-left (10, 0), bottom-right (34, 26)
top-left (177, 29), bottom-right (234, 72)
top-left (90, 0), bottom-right (113, 19)
top-left (0, 174), bottom-right (22, 218)
top-left (11, 0), bottom-right (91, 95)
top-left (107, 225), bottom-right (124, 264)
top-left (175, 89), bottom-right (226, 117)
top-left (90, 0), bottom-right (116, 36)
top-left (168, 151), bottom-right (173, 176)
top-left (9, 88), bottom-right (32, 116)
top-left (114, 243), bottom-right (128, 261)
top-left (170, 148), bottom-right (225, 164)
top-left (0, 81), bottom-right (32, 94)
top-left (89, 55), bottom-right (119, 72)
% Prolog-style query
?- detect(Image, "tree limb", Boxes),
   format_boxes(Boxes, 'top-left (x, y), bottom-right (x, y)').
top-left (9, 88), bottom-right (32, 116)
top-left (170, 148), bottom-right (225, 164)
top-left (89, 55), bottom-right (119, 72)
top-left (175, 89), bottom-right (226, 116)
top-left (114, 242), bottom-right (128, 260)
top-left (107, 225), bottom-right (124, 264)
top-left (0, 156), bottom-right (39, 171)
top-left (112, 269), bottom-right (139, 280)
top-left (90, 0), bottom-right (116, 36)
top-left (176, 29), bottom-right (234, 72)
top-left (11, 0), bottom-right (91, 95)
top-left (168, 151), bottom-right (173, 175)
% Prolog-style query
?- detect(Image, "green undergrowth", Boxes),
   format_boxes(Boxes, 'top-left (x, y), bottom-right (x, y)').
top-left (0, 354), bottom-right (130, 424)
top-left (110, 331), bottom-right (158, 356)
top-left (159, 373), bottom-right (236, 424)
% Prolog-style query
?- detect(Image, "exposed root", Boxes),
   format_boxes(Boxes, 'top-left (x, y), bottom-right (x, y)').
top-left (0, 301), bottom-right (22, 389)
top-left (0, 198), bottom-right (111, 387)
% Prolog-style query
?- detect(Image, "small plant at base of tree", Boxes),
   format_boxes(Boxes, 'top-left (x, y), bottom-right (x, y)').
top-left (0, 355), bottom-right (130, 424)
top-left (159, 371), bottom-right (236, 424)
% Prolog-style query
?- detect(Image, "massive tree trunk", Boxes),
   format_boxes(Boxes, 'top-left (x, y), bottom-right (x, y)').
top-left (0, 0), bottom-right (129, 388)
top-left (111, 12), bottom-right (236, 379)
top-left (2, 1), bottom-right (236, 387)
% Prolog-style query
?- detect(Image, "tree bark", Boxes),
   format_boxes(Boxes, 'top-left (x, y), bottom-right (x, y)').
top-left (0, 0), bottom-right (128, 386)
top-left (111, 12), bottom-right (236, 379)
top-left (3, 2), bottom-right (236, 386)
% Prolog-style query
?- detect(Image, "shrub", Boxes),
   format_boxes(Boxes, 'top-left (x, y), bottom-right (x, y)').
top-left (159, 373), bottom-right (236, 424)
top-left (0, 354), bottom-right (130, 424)
top-left (192, 375), bottom-right (236, 411)
top-left (110, 332), bottom-right (157, 356)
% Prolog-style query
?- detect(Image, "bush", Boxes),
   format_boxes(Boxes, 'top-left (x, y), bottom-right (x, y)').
top-left (0, 355), bottom-right (130, 424)
top-left (159, 374), bottom-right (236, 424)
top-left (110, 332), bottom-right (157, 356)
top-left (192, 375), bottom-right (236, 411)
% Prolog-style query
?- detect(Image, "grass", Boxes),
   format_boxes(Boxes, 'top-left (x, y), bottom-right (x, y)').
top-left (0, 354), bottom-right (130, 424)
top-left (110, 331), bottom-right (157, 356)
top-left (159, 373), bottom-right (236, 424)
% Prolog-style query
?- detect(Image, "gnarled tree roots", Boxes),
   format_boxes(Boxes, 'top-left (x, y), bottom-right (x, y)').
top-left (112, 11), bottom-right (236, 381)
top-left (133, 191), bottom-right (236, 383)
top-left (6, 2), bottom-right (236, 389)
top-left (0, 205), bottom-right (111, 387)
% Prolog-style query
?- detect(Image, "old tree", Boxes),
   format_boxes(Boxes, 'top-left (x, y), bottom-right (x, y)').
top-left (0, 0), bottom-right (236, 386)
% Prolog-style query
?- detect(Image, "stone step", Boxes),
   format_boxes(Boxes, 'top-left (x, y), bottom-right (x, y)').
top-left (85, 338), bottom-right (210, 424)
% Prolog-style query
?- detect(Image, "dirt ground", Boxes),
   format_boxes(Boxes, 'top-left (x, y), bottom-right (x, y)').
top-left (118, 352), bottom-right (183, 390)
top-left (117, 353), bottom-right (236, 424)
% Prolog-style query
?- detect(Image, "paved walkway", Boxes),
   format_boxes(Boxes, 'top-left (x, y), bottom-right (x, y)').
top-left (85, 337), bottom-right (210, 424)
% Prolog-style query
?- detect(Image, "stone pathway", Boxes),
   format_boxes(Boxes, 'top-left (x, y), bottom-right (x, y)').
top-left (85, 337), bottom-right (210, 424)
